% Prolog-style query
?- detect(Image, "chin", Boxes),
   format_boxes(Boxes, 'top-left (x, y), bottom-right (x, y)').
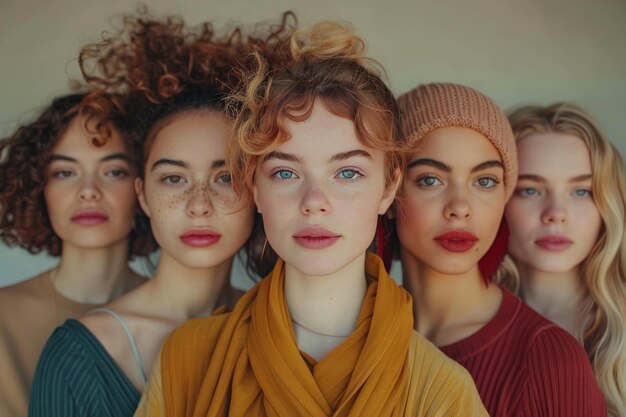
top-left (286, 255), bottom-right (349, 277)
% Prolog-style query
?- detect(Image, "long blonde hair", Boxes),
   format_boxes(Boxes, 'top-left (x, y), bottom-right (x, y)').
top-left (505, 103), bottom-right (626, 416)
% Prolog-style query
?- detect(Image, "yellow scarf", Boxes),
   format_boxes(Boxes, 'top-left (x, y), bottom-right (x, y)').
top-left (162, 253), bottom-right (414, 417)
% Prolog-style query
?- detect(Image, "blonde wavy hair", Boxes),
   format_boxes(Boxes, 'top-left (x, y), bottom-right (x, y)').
top-left (503, 103), bottom-right (626, 417)
top-left (226, 21), bottom-right (404, 274)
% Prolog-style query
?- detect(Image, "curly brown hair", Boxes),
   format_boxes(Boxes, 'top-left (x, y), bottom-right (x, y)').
top-left (0, 92), bottom-right (155, 257)
top-left (77, 9), bottom-right (298, 277)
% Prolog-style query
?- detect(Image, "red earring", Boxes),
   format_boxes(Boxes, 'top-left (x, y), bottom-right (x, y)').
top-left (478, 220), bottom-right (509, 286)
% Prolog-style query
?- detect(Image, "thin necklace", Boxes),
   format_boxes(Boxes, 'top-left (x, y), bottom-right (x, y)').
top-left (291, 317), bottom-right (351, 338)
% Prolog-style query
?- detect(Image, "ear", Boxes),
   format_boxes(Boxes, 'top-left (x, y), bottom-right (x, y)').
top-left (135, 178), bottom-right (150, 218)
top-left (378, 168), bottom-right (402, 215)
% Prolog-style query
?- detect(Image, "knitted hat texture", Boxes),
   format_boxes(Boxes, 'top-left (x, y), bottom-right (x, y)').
top-left (397, 83), bottom-right (517, 198)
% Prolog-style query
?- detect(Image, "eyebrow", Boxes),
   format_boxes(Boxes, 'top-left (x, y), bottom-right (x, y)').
top-left (407, 158), bottom-right (450, 172)
top-left (471, 160), bottom-right (503, 172)
top-left (151, 158), bottom-right (187, 171)
top-left (49, 152), bottom-right (133, 164)
top-left (407, 158), bottom-right (503, 173)
top-left (263, 149), bottom-right (372, 164)
top-left (151, 158), bottom-right (226, 172)
top-left (518, 173), bottom-right (593, 183)
top-left (263, 151), bottom-right (301, 163)
top-left (330, 149), bottom-right (372, 162)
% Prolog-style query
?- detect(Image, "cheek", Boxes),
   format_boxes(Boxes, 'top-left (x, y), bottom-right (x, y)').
top-left (576, 203), bottom-right (603, 240)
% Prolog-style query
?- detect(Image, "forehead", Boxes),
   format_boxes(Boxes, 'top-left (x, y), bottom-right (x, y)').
top-left (410, 126), bottom-right (500, 166)
top-left (52, 115), bottom-right (127, 156)
top-left (517, 132), bottom-right (591, 176)
top-left (148, 111), bottom-right (228, 163)
top-left (275, 100), bottom-right (377, 160)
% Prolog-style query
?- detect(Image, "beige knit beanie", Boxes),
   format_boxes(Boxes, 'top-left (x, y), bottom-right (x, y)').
top-left (397, 83), bottom-right (517, 199)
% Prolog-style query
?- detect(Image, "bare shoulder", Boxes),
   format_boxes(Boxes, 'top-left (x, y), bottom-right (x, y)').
top-left (0, 271), bottom-right (51, 312)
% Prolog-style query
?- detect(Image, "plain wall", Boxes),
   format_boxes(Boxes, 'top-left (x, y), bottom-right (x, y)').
top-left (1, 0), bottom-right (625, 286)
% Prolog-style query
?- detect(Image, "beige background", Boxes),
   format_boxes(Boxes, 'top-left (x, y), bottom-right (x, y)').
top-left (1, 0), bottom-right (625, 286)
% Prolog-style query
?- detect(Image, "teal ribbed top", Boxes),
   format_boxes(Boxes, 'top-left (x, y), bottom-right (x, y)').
top-left (29, 319), bottom-right (141, 417)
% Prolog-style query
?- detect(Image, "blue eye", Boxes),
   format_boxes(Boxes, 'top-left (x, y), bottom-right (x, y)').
top-left (516, 187), bottom-right (539, 197)
top-left (474, 177), bottom-right (498, 189)
top-left (417, 176), bottom-right (441, 187)
top-left (216, 172), bottom-right (232, 184)
top-left (574, 189), bottom-right (592, 197)
top-left (273, 169), bottom-right (296, 181)
top-left (338, 169), bottom-right (360, 180)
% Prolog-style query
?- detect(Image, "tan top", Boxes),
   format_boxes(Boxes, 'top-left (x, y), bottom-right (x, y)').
top-left (0, 271), bottom-right (103, 417)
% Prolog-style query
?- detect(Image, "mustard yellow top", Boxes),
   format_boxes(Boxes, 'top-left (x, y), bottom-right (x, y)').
top-left (134, 254), bottom-right (487, 417)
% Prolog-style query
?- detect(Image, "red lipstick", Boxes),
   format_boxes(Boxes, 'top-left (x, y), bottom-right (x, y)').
top-left (293, 227), bottom-right (340, 249)
top-left (434, 230), bottom-right (478, 253)
top-left (180, 229), bottom-right (221, 248)
top-left (70, 209), bottom-right (108, 226)
top-left (535, 235), bottom-right (573, 251)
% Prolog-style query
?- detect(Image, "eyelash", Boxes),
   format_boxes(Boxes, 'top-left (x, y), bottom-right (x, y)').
top-left (270, 167), bottom-right (365, 182)
top-left (215, 171), bottom-right (232, 185)
top-left (162, 175), bottom-right (186, 185)
top-left (416, 174), bottom-right (442, 188)
top-left (473, 175), bottom-right (500, 189)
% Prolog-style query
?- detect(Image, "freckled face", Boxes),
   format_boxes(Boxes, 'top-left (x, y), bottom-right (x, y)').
top-left (505, 133), bottom-right (602, 274)
top-left (137, 111), bottom-right (253, 269)
top-left (396, 127), bottom-right (507, 276)
top-left (253, 100), bottom-right (398, 277)
top-left (44, 115), bottom-right (137, 251)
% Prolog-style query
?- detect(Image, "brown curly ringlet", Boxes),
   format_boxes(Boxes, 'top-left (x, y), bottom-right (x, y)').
top-left (77, 8), bottom-right (298, 277)
top-left (0, 92), bottom-right (154, 257)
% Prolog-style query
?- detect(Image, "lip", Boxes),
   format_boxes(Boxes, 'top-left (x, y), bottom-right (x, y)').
top-left (293, 227), bottom-right (341, 249)
top-left (434, 230), bottom-right (479, 253)
top-left (180, 228), bottom-right (222, 248)
top-left (70, 209), bottom-right (109, 226)
top-left (535, 234), bottom-right (573, 251)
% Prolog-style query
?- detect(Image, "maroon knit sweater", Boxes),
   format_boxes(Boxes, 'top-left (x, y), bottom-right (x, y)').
top-left (439, 287), bottom-right (607, 417)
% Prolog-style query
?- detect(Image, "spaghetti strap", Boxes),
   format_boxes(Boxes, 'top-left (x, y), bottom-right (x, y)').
top-left (89, 307), bottom-right (148, 386)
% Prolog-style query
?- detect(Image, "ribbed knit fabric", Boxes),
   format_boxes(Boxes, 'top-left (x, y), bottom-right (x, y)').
top-left (397, 83), bottom-right (517, 199)
top-left (440, 288), bottom-right (607, 417)
top-left (29, 319), bottom-right (141, 417)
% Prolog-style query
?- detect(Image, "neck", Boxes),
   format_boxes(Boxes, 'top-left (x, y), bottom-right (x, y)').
top-left (52, 240), bottom-right (138, 304)
top-left (401, 248), bottom-right (501, 346)
top-left (137, 251), bottom-right (234, 321)
top-left (516, 261), bottom-right (585, 335)
top-left (285, 252), bottom-right (368, 341)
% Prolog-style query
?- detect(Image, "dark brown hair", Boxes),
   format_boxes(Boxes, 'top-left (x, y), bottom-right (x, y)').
top-left (0, 92), bottom-right (154, 257)
top-left (78, 9), bottom-right (297, 277)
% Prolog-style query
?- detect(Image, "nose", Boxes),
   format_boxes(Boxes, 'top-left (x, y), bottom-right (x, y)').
top-left (300, 180), bottom-right (331, 215)
top-left (77, 177), bottom-right (103, 202)
top-left (443, 186), bottom-right (471, 220)
top-left (187, 183), bottom-right (214, 217)
top-left (541, 195), bottom-right (567, 224)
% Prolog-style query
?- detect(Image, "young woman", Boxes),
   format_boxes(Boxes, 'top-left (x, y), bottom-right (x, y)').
top-left (0, 93), bottom-right (152, 417)
top-left (135, 22), bottom-right (487, 417)
top-left (28, 14), bottom-right (292, 417)
top-left (395, 83), bottom-right (607, 416)
top-left (504, 103), bottom-right (626, 417)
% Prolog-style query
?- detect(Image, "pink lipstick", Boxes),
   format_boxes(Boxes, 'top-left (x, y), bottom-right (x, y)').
top-left (293, 227), bottom-right (340, 249)
top-left (434, 230), bottom-right (479, 253)
top-left (180, 229), bottom-right (221, 248)
top-left (70, 209), bottom-right (108, 226)
top-left (535, 235), bottom-right (573, 251)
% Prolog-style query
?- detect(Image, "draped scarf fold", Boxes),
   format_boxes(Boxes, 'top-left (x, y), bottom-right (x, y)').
top-left (165, 253), bottom-right (414, 417)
